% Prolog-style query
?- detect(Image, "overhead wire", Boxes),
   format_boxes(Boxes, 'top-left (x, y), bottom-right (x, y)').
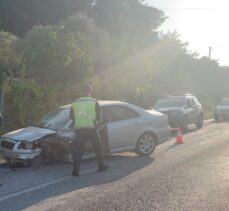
top-left (160, 8), bottom-right (215, 10)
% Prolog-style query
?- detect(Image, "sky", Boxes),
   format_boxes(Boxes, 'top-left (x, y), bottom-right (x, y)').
top-left (146, 0), bottom-right (229, 66)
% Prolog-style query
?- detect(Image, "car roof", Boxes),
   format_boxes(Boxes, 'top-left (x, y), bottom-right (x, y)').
top-left (159, 96), bottom-right (186, 100)
top-left (167, 92), bottom-right (193, 96)
top-left (98, 100), bottom-right (129, 106)
top-left (165, 93), bottom-right (193, 98)
top-left (60, 100), bottom-right (130, 109)
top-left (58, 101), bottom-right (154, 118)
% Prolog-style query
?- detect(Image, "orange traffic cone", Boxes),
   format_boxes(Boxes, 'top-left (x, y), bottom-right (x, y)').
top-left (176, 127), bottom-right (183, 144)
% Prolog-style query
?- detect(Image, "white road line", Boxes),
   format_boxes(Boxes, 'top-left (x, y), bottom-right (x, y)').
top-left (0, 158), bottom-right (130, 203)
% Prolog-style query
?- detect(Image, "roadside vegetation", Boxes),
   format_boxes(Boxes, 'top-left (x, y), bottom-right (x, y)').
top-left (0, 0), bottom-right (228, 131)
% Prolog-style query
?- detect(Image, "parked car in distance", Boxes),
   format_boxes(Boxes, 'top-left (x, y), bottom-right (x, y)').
top-left (214, 99), bottom-right (229, 121)
top-left (0, 101), bottom-right (170, 166)
top-left (154, 93), bottom-right (204, 130)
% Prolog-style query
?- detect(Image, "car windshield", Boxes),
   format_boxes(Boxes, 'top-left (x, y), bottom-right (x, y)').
top-left (219, 100), bottom-right (229, 106)
top-left (33, 108), bottom-right (70, 131)
top-left (155, 97), bottom-right (186, 108)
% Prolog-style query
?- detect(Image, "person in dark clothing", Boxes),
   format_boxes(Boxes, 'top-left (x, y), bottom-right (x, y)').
top-left (0, 113), bottom-right (3, 126)
top-left (70, 84), bottom-right (108, 177)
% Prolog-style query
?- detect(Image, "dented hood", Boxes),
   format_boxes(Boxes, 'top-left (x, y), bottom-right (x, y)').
top-left (2, 126), bottom-right (56, 142)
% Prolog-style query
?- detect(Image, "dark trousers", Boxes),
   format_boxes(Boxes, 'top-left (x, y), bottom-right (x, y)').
top-left (72, 128), bottom-right (104, 171)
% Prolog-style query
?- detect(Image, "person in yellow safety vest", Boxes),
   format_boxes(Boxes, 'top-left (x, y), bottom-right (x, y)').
top-left (70, 84), bottom-right (108, 177)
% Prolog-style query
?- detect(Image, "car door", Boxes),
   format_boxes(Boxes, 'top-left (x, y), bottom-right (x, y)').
top-left (191, 97), bottom-right (201, 122)
top-left (102, 105), bottom-right (141, 153)
top-left (186, 98), bottom-right (196, 123)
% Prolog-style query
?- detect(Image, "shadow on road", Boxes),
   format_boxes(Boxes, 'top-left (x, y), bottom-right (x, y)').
top-left (165, 143), bottom-right (184, 151)
top-left (0, 154), bottom-right (154, 210)
top-left (170, 127), bottom-right (198, 138)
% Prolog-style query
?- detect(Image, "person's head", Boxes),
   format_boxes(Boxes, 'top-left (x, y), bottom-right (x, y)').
top-left (82, 84), bottom-right (92, 97)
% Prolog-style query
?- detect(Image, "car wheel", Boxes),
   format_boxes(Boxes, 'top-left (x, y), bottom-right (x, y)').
top-left (40, 140), bottom-right (70, 164)
top-left (196, 114), bottom-right (204, 129)
top-left (181, 117), bottom-right (188, 131)
top-left (135, 133), bottom-right (157, 155)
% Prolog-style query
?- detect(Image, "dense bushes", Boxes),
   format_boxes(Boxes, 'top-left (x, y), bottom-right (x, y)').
top-left (4, 80), bottom-right (59, 129)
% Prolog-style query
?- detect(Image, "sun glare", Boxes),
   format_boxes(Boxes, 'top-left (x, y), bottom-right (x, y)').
top-left (148, 0), bottom-right (229, 65)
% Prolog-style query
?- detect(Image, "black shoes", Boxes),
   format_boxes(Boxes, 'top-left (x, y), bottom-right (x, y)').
top-left (98, 165), bottom-right (109, 172)
top-left (72, 165), bottom-right (109, 176)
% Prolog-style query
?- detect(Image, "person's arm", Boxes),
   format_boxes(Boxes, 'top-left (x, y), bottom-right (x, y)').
top-left (95, 101), bottom-right (101, 123)
top-left (0, 113), bottom-right (3, 127)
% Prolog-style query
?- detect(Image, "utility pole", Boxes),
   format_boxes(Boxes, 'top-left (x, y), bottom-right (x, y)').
top-left (209, 46), bottom-right (212, 60)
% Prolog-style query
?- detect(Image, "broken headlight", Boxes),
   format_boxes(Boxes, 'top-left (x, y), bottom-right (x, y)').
top-left (18, 141), bottom-right (36, 150)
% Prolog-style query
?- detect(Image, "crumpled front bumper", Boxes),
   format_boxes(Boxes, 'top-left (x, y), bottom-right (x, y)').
top-left (0, 147), bottom-right (41, 163)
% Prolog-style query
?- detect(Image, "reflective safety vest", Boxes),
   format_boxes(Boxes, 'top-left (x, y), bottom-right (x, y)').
top-left (71, 97), bottom-right (97, 129)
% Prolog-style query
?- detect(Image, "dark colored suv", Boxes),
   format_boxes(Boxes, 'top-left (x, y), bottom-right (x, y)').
top-left (154, 93), bottom-right (204, 130)
top-left (214, 99), bottom-right (229, 121)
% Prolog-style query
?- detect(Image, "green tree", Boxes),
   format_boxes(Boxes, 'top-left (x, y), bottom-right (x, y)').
top-left (89, 0), bottom-right (165, 34)
top-left (0, 0), bottom-right (93, 37)
top-left (0, 31), bottom-right (20, 85)
top-left (88, 0), bottom-right (166, 44)
top-left (19, 24), bottom-right (93, 84)
top-left (64, 14), bottom-right (130, 73)
top-left (4, 79), bottom-right (60, 129)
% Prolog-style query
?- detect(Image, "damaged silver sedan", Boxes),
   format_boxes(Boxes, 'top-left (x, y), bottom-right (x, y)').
top-left (0, 101), bottom-right (170, 166)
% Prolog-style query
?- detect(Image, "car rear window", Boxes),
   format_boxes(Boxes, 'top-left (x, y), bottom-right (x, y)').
top-left (155, 97), bottom-right (186, 108)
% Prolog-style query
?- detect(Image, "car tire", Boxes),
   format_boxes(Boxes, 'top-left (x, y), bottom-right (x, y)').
top-left (135, 132), bottom-right (157, 155)
top-left (196, 114), bottom-right (204, 129)
top-left (40, 139), bottom-right (70, 164)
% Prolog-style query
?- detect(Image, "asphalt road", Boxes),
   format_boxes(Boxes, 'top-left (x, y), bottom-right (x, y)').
top-left (1, 120), bottom-right (229, 210)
